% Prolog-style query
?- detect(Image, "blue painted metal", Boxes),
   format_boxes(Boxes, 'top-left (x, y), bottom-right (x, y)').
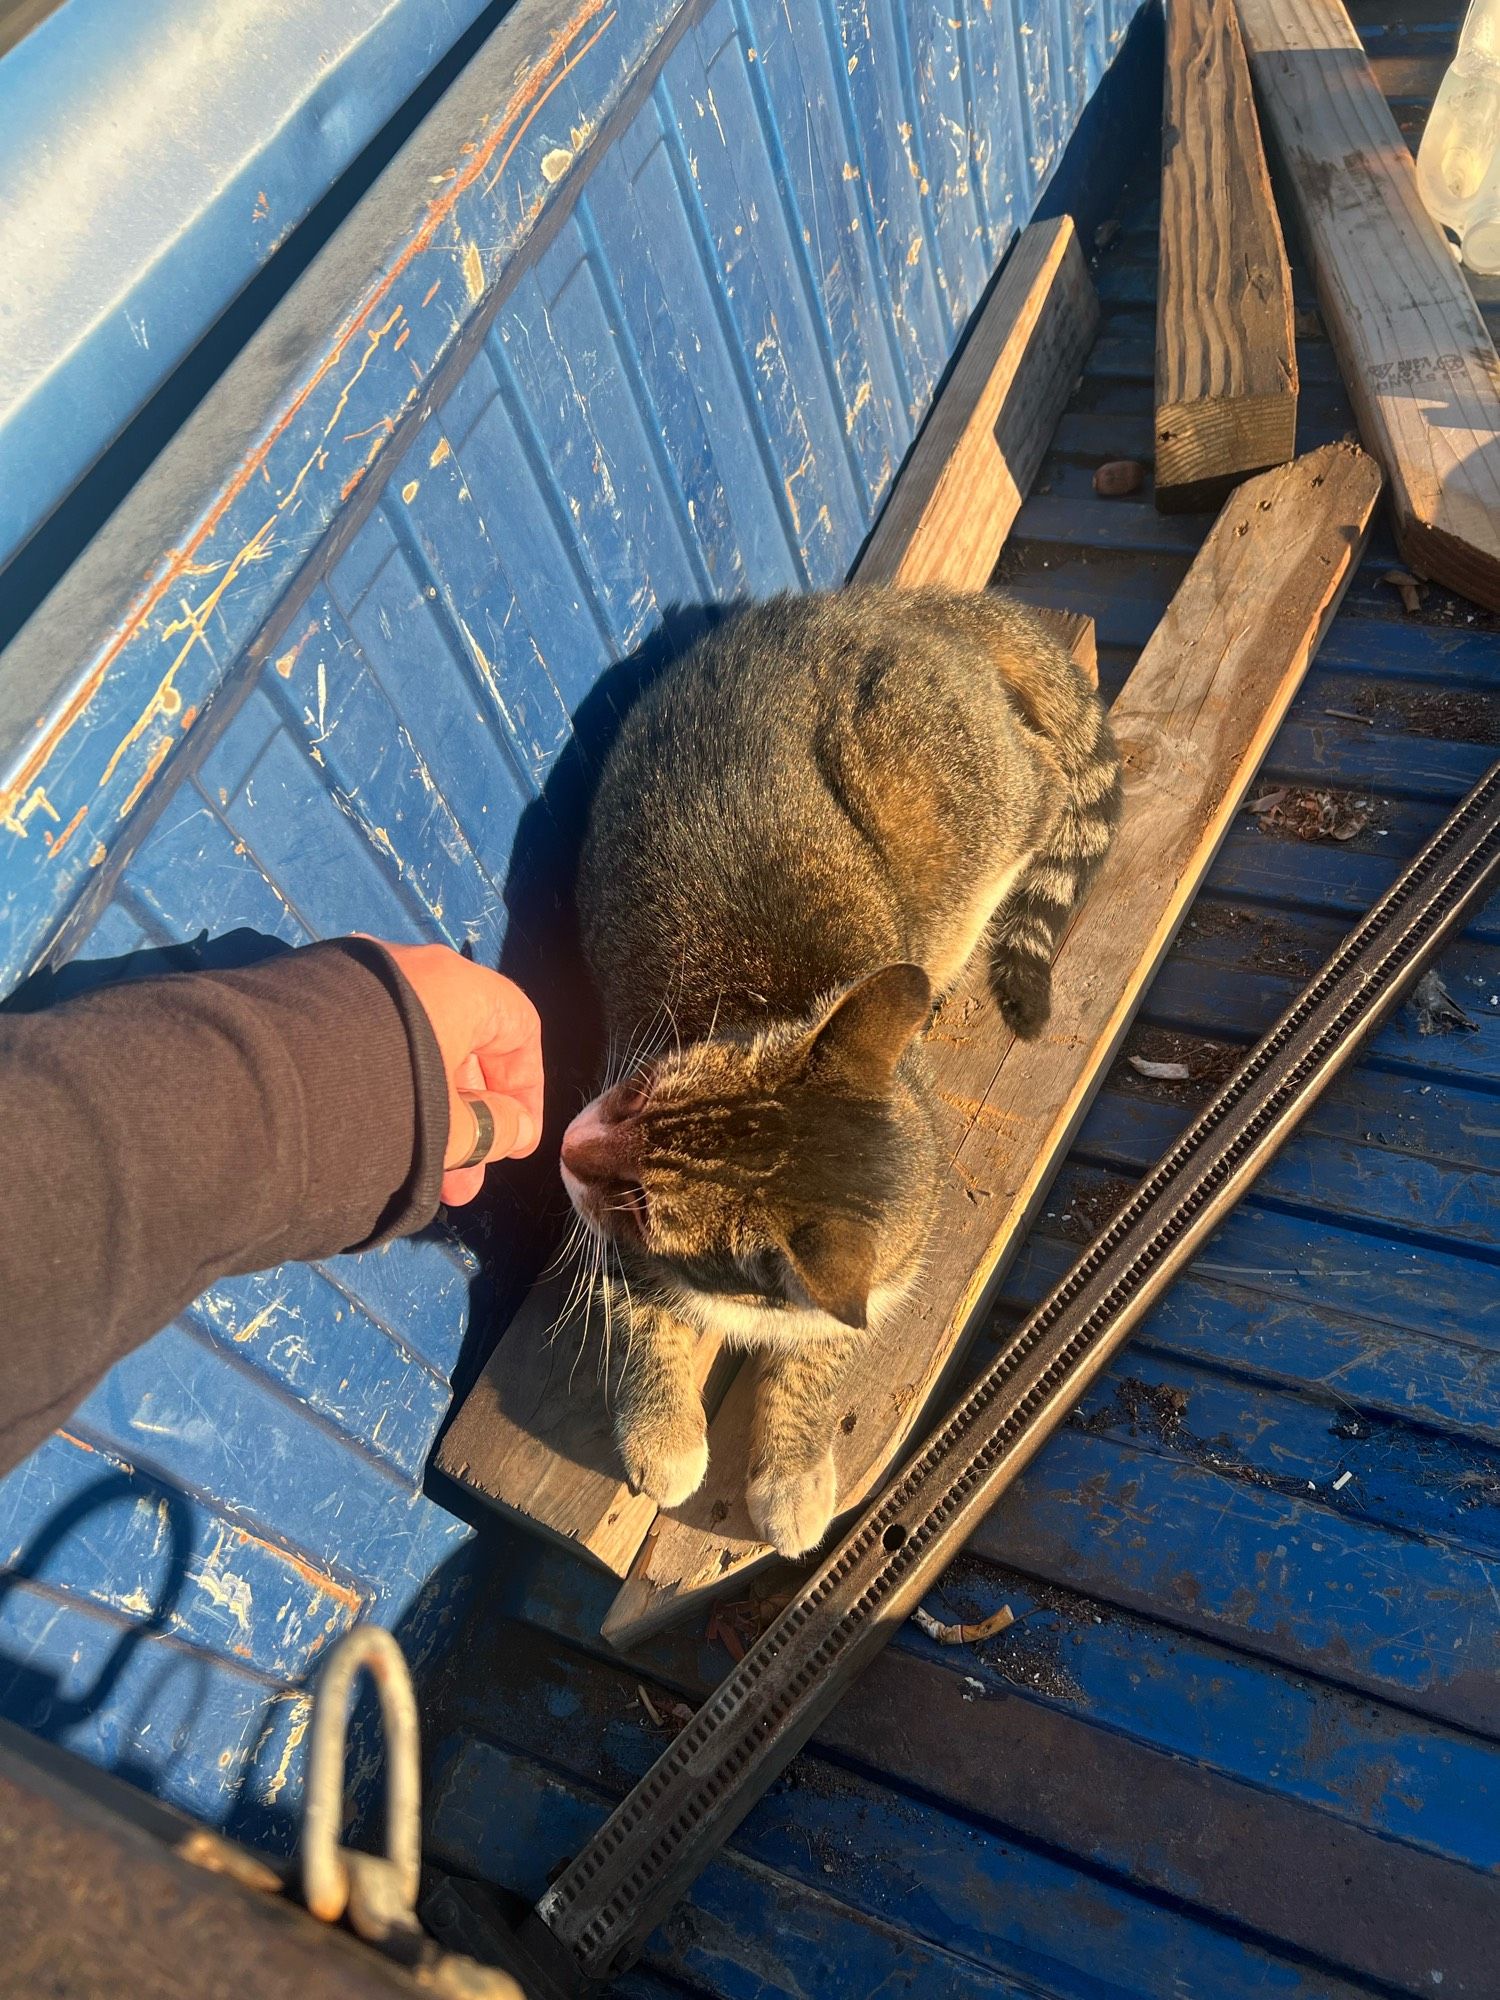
top-left (0, 0), bottom-right (1148, 1856)
top-left (5, 0), bottom-right (1492, 1987)
top-left (411, 9), bottom-right (1500, 1994)
top-left (0, 0), bottom-right (505, 576)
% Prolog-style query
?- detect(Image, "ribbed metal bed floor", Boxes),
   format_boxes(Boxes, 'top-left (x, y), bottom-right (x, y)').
top-left (419, 11), bottom-right (1500, 1993)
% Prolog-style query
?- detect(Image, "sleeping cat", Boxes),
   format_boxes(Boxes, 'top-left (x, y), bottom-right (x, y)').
top-left (559, 587), bottom-right (1121, 1558)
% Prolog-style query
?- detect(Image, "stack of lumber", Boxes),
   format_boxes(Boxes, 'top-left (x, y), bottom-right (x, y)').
top-left (1235, 0), bottom-right (1500, 609)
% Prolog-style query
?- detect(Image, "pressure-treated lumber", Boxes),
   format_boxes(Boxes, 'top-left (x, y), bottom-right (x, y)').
top-left (1155, 0), bottom-right (1297, 509)
top-left (1236, 0), bottom-right (1500, 607)
top-left (435, 606), bottom-right (1097, 1569)
top-left (602, 440), bottom-right (1382, 1648)
top-left (857, 215), bottom-right (1099, 587)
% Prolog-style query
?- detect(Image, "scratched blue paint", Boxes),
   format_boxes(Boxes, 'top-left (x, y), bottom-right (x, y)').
top-left (738, 0), bottom-right (907, 508)
top-left (0, 0), bottom-right (1152, 1864)
top-left (73, 1326), bottom-right (466, 1600)
top-left (427, 1675), bottom-right (1389, 1999)
top-left (584, 133), bottom-right (803, 591)
top-left (265, 588), bottom-right (513, 954)
top-left (902, 2), bottom-right (992, 327)
top-left (0, 1433), bottom-right (355, 1678)
top-left (825, 0), bottom-right (949, 413)
top-left (186, 1268), bottom-right (451, 1483)
top-left (0, 1572), bottom-right (307, 1827)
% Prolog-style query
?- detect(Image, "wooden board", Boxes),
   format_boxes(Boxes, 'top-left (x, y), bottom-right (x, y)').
top-left (1154, 0), bottom-right (1297, 510)
top-left (435, 602), bottom-right (1098, 1568)
top-left (856, 215), bottom-right (1099, 588)
top-left (1235, 0), bottom-right (1500, 608)
top-left (601, 440), bottom-right (1383, 1648)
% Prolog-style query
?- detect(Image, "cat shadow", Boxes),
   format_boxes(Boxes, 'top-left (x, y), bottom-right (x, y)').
top-left (440, 599), bottom-right (730, 1405)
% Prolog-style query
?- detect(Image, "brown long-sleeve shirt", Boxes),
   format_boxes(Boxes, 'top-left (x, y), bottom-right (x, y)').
top-left (0, 939), bottom-right (450, 1477)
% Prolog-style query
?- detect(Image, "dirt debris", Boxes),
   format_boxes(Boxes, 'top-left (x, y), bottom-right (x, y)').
top-left (912, 1603), bottom-right (1016, 1647)
top-left (1116, 1026), bottom-right (1243, 1103)
top-left (1053, 1174), bottom-right (1138, 1241)
top-left (1246, 785), bottom-right (1377, 842)
top-left (1183, 900), bottom-right (1326, 980)
top-left (1074, 1376), bottom-right (1190, 1445)
top-left (1094, 459), bottom-right (1145, 497)
top-left (1409, 969), bottom-right (1477, 1037)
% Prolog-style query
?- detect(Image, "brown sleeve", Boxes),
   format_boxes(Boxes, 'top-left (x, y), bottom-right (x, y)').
top-left (0, 938), bottom-right (450, 1476)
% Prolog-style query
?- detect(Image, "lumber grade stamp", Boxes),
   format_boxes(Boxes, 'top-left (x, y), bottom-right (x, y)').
top-left (602, 441), bottom-right (1382, 1648)
top-left (1155, 0), bottom-right (1298, 510)
top-left (1236, 0), bottom-right (1500, 609)
top-left (857, 214), bottom-right (1099, 589)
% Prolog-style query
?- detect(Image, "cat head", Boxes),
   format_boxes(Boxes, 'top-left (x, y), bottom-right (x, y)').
top-left (560, 962), bottom-right (934, 1330)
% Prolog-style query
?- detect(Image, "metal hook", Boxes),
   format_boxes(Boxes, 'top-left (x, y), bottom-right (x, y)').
top-left (302, 1624), bottom-right (422, 1946)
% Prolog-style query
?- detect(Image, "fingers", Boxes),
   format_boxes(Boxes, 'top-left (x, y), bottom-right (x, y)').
top-left (357, 939), bottom-right (546, 1204)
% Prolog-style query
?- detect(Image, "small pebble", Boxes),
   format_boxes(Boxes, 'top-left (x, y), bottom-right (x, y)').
top-left (1094, 458), bottom-right (1145, 498)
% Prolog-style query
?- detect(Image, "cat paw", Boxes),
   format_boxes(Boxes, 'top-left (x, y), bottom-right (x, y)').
top-left (618, 1415), bottom-right (709, 1509)
top-left (747, 1450), bottom-right (836, 1558)
top-left (995, 960), bottom-right (1052, 1040)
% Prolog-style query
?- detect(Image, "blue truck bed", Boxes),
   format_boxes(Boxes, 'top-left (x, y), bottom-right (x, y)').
top-left (419, 17), bottom-right (1500, 1997)
top-left (0, 0), bottom-right (1495, 1991)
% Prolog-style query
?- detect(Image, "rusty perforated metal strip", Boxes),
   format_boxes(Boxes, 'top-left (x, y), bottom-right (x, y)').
top-left (530, 758), bottom-right (1500, 1986)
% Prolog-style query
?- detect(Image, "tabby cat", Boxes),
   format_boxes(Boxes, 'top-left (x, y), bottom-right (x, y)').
top-left (560, 588), bottom-right (1121, 1557)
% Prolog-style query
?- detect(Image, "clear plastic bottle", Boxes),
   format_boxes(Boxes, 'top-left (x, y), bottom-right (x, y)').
top-left (1417, 0), bottom-right (1500, 273)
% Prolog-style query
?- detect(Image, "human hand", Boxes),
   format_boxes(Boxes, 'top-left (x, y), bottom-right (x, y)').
top-left (376, 942), bottom-right (544, 1206)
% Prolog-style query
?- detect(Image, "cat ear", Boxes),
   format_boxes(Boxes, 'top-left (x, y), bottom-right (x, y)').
top-left (785, 1216), bottom-right (877, 1329)
top-left (808, 962), bottom-right (931, 1083)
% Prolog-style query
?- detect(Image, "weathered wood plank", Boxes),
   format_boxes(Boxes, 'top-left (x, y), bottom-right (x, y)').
top-left (1236, 0), bottom-right (1500, 608)
top-left (1154, 0), bottom-right (1297, 509)
top-left (602, 441), bottom-right (1382, 1648)
top-left (856, 215), bottom-right (1099, 587)
top-left (434, 1270), bottom-right (734, 1575)
top-left (434, 606), bottom-right (1097, 1570)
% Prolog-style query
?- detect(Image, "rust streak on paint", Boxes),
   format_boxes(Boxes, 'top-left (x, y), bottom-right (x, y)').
top-left (481, 8), bottom-right (617, 196)
top-left (273, 620), bottom-right (319, 679)
top-left (98, 515), bottom-right (277, 793)
top-left (227, 1522), bottom-right (364, 1620)
top-left (44, 805), bottom-right (89, 858)
top-left (0, 0), bottom-right (614, 831)
top-left (118, 737), bottom-right (173, 820)
top-left (422, 279), bottom-right (441, 307)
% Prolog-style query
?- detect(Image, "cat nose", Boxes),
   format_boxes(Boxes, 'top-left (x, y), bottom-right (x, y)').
top-left (561, 1103), bottom-right (631, 1182)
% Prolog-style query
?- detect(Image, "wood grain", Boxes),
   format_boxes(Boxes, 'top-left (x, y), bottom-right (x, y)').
top-left (856, 215), bottom-right (1099, 588)
top-left (1236, 0), bottom-right (1500, 608)
top-left (1155, 0), bottom-right (1298, 510)
top-left (435, 604), bottom-right (1097, 1570)
top-left (602, 441), bottom-right (1382, 1649)
top-left (434, 1270), bottom-right (735, 1574)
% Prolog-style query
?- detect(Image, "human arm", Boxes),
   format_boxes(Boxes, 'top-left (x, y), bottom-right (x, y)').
top-left (0, 937), bottom-right (541, 1475)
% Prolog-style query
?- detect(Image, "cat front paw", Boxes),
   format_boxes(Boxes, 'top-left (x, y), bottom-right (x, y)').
top-left (747, 1449), bottom-right (836, 1558)
top-left (618, 1413), bottom-right (709, 1509)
